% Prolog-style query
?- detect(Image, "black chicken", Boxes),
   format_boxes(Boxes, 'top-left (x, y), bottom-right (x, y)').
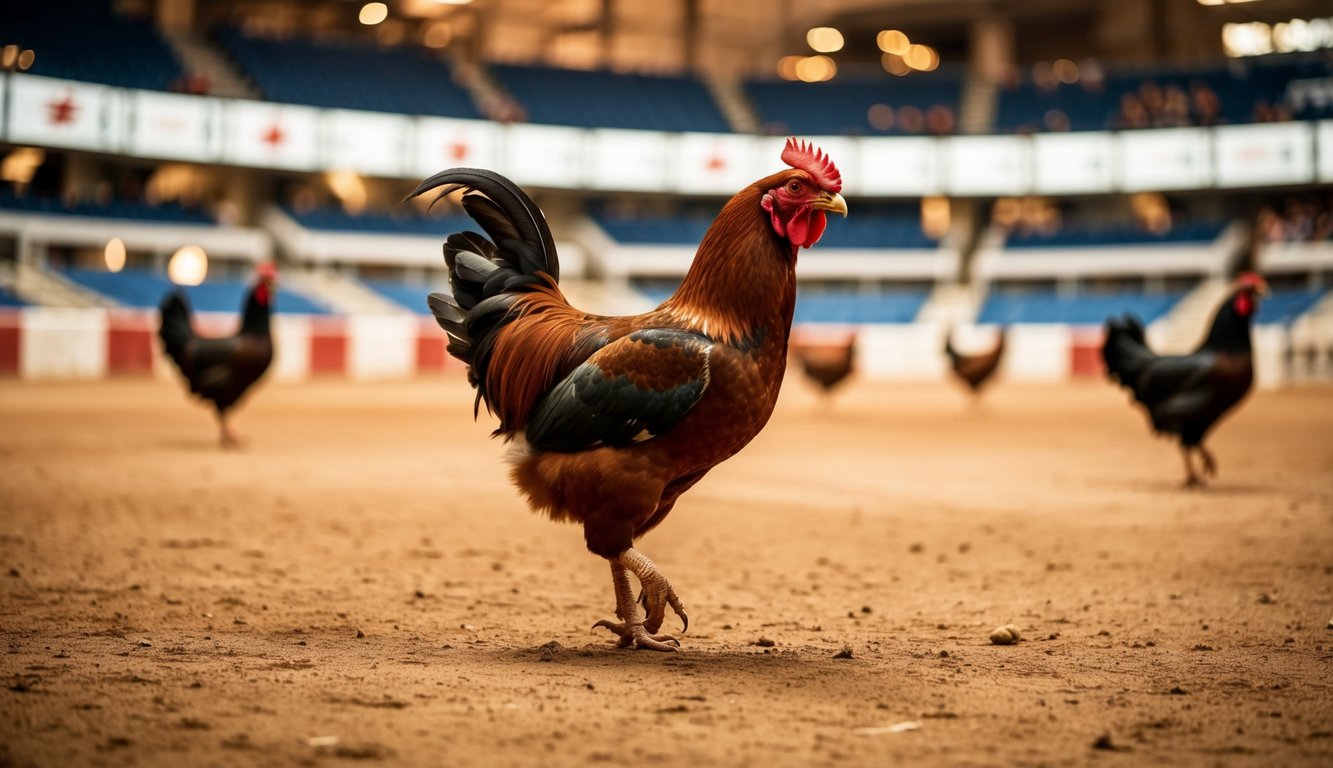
top-left (1102, 273), bottom-right (1269, 486)
top-left (945, 327), bottom-right (1006, 397)
top-left (158, 263), bottom-right (278, 447)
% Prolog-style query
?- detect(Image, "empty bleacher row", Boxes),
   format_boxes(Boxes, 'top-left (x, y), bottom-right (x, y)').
top-left (61, 269), bottom-right (330, 315)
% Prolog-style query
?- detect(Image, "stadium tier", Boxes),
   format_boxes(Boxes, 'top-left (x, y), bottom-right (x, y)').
top-left (1004, 221), bottom-right (1228, 249)
top-left (282, 205), bottom-right (470, 236)
top-left (630, 280), bottom-right (931, 324)
top-left (0, 0), bottom-right (182, 91)
top-left (744, 74), bottom-right (962, 136)
top-left (996, 55), bottom-right (1333, 133)
top-left (1256, 285), bottom-right (1328, 325)
top-left (977, 289), bottom-right (1186, 325)
top-left (595, 203), bottom-right (939, 250)
top-left (61, 269), bottom-right (331, 315)
top-left (0, 191), bottom-right (214, 225)
top-left (215, 28), bottom-right (480, 119)
top-left (489, 65), bottom-right (730, 133)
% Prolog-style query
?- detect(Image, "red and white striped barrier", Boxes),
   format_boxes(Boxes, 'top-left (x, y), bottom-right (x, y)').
top-left (0, 308), bottom-right (456, 380)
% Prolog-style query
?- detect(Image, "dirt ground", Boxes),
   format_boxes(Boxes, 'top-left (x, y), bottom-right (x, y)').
top-left (1, 373), bottom-right (1330, 768)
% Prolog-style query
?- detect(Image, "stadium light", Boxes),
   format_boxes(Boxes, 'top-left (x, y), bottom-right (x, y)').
top-left (168, 246), bottom-right (208, 286)
top-left (359, 2), bottom-right (389, 25)
top-left (104, 238), bottom-right (126, 273)
top-left (877, 30), bottom-right (910, 55)
top-left (807, 27), bottom-right (844, 53)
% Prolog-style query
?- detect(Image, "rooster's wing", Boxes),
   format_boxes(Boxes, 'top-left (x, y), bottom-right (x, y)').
top-left (525, 328), bottom-right (712, 452)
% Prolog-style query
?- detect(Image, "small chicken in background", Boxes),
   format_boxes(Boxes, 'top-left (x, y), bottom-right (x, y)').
top-left (945, 326), bottom-right (1006, 399)
top-left (158, 263), bottom-right (277, 448)
top-left (417, 139), bottom-right (846, 651)
top-left (1103, 272), bottom-right (1268, 487)
top-left (790, 330), bottom-right (856, 402)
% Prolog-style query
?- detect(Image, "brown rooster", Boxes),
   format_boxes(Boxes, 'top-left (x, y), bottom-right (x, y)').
top-left (417, 140), bottom-right (846, 651)
top-left (791, 332), bottom-right (856, 399)
top-left (945, 326), bottom-right (1006, 396)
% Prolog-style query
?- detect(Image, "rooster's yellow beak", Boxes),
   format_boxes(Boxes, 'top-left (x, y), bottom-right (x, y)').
top-left (813, 192), bottom-right (848, 218)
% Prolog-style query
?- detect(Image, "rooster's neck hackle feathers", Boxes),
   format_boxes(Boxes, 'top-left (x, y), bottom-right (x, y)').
top-left (665, 181), bottom-right (798, 346)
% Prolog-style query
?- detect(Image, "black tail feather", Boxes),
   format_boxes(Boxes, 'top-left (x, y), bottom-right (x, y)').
top-left (158, 290), bottom-right (195, 371)
top-left (1102, 312), bottom-right (1154, 386)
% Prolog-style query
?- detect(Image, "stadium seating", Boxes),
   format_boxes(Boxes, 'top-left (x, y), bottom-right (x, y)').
top-left (595, 203), bottom-right (939, 250)
top-left (996, 55), bottom-right (1333, 133)
top-left (0, 287), bottom-right (27, 308)
top-left (62, 269), bottom-right (330, 314)
top-left (0, 0), bottom-right (182, 91)
top-left (1005, 221), bottom-right (1227, 249)
top-left (743, 74), bottom-right (962, 135)
top-left (632, 280), bottom-right (928, 323)
top-left (215, 28), bottom-right (481, 119)
top-left (364, 280), bottom-right (435, 315)
top-left (489, 64), bottom-right (730, 133)
top-left (1256, 286), bottom-right (1327, 325)
top-left (0, 190), bottom-right (214, 225)
top-left (977, 288), bottom-right (1185, 325)
top-left (284, 206), bottom-right (470, 237)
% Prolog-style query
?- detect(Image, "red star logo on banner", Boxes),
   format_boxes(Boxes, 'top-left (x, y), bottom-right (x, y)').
top-left (448, 141), bottom-right (470, 162)
top-left (705, 152), bottom-right (726, 171)
top-left (262, 122), bottom-right (285, 148)
top-left (47, 92), bottom-right (78, 125)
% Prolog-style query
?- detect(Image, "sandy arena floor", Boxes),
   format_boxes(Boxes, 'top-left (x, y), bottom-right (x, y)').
top-left (1, 374), bottom-right (1331, 767)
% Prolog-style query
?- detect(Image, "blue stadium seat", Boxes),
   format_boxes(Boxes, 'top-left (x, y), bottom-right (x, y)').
top-left (284, 206), bottom-right (470, 236)
top-left (0, 287), bottom-right (27, 308)
top-left (978, 289), bottom-right (1184, 325)
top-left (490, 64), bottom-right (730, 132)
top-left (1256, 286), bottom-right (1326, 325)
top-left (62, 269), bottom-right (330, 315)
top-left (0, 190), bottom-right (214, 224)
top-left (743, 74), bottom-right (962, 136)
top-left (216, 28), bottom-right (481, 119)
top-left (1005, 221), bottom-right (1226, 249)
top-left (594, 202), bottom-right (939, 250)
top-left (1, 0), bottom-right (183, 90)
top-left (632, 280), bottom-right (928, 324)
top-left (364, 280), bottom-right (435, 315)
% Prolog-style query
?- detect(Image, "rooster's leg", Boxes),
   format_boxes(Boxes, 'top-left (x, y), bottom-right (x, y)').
top-left (1198, 446), bottom-right (1217, 478)
top-left (217, 412), bottom-right (241, 448)
top-left (592, 552), bottom-right (682, 651)
top-left (1181, 446), bottom-right (1201, 487)
top-left (627, 549), bottom-right (688, 635)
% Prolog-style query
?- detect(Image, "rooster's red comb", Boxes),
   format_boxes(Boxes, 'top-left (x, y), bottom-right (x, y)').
top-left (781, 138), bottom-right (842, 193)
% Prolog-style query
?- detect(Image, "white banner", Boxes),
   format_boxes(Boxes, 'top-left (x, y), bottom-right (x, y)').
top-left (587, 129), bottom-right (669, 192)
top-left (125, 90), bottom-right (220, 162)
top-left (222, 100), bottom-right (320, 171)
top-left (1118, 128), bottom-right (1212, 191)
top-left (1321, 121), bottom-right (1333, 183)
top-left (671, 133), bottom-right (757, 195)
top-left (321, 109), bottom-right (410, 177)
top-left (503, 124), bottom-right (585, 188)
top-left (1214, 122), bottom-right (1314, 187)
top-left (857, 137), bottom-right (942, 196)
top-left (6, 75), bottom-right (117, 152)
top-left (413, 116), bottom-right (501, 176)
top-left (946, 136), bottom-right (1030, 195)
top-left (1032, 133), bottom-right (1115, 194)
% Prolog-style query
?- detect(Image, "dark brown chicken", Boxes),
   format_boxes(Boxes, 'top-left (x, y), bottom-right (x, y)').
top-left (1103, 273), bottom-right (1268, 486)
top-left (945, 327), bottom-right (1006, 395)
top-left (418, 140), bottom-right (847, 651)
top-left (791, 332), bottom-right (856, 397)
top-left (158, 263), bottom-right (277, 447)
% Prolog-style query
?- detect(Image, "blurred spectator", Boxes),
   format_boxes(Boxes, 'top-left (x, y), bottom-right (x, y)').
top-left (1258, 194), bottom-right (1333, 243)
top-left (1190, 81), bottom-right (1222, 126)
top-left (1116, 93), bottom-right (1150, 129)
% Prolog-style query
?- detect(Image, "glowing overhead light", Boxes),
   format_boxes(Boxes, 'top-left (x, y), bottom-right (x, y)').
top-left (168, 246), bottom-right (208, 286)
top-left (104, 238), bottom-right (126, 273)
top-left (0, 147), bottom-right (44, 184)
top-left (16, 49), bottom-right (34, 71)
top-left (359, 2), bottom-right (388, 25)
top-left (777, 55), bottom-right (803, 81)
top-left (876, 30), bottom-right (910, 55)
top-left (795, 55), bottom-right (836, 83)
top-left (433, 0), bottom-right (474, 4)
top-left (0, 45), bottom-right (17, 69)
top-left (325, 169), bottom-right (368, 215)
top-left (903, 44), bottom-right (938, 71)
top-left (881, 53), bottom-right (910, 76)
top-left (806, 27), bottom-right (844, 53)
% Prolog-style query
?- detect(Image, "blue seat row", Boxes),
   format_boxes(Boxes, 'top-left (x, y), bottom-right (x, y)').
top-left (743, 74), bottom-right (962, 136)
top-left (62, 269), bottom-right (330, 315)
top-left (632, 281), bottom-right (928, 323)
top-left (978, 289), bottom-right (1185, 325)
top-left (364, 280), bottom-right (436, 315)
top-left (1, 0), bottom-right (182, 90)
top-left (594, 203), bottom-right (939, 250)
top-left (284, 206), bottom-right (471, 236)
top-left (0, 287), bottom-right (28, 308)
top-left (0, 191), bottom-right (214, 224)
top-left (216, 28), bottom-right (480, 119)
top-left (1256, 286), bottom-right (1327, 325)
top-left (1005, 221), bottom-right (1226, 249)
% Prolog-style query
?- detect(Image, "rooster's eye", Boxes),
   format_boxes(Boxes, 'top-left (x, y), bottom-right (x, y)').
top-left (787, 180), bottom-right (803, 193)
